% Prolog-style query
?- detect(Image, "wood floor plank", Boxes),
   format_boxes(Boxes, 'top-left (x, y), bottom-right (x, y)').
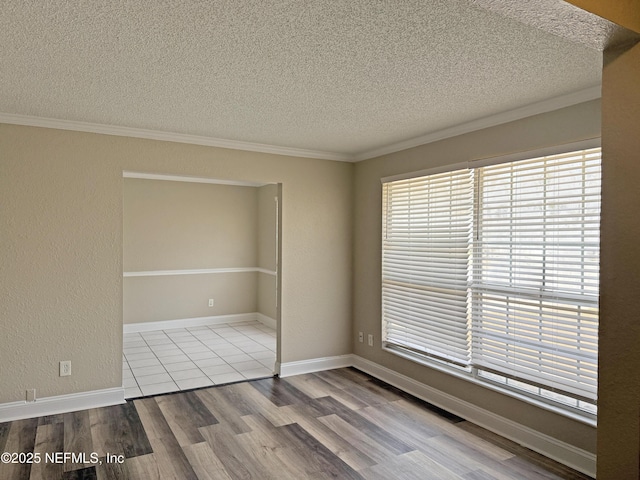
top-left (213, 382), bottom-right (262, 416)
top-left (182, 442), bottom-right (232, 480)
top-left (285, 373), bottom-right (338, 399)
top-left (199, 423), bottom-right (271, 479)
top-left (314, 368), bottom-right (367, 389)
top-left (231, 381), bottom-right (297, 427)
top-left (275, 422), bottom-right (365, 479)
top-left (194, 387), bottom-right (252, 435)
top-left (37, 414), bottom-right (64, 426)
top-left (357, 402), bottom-right (441, 450)
top-left (341, 381), bottom-right (402, 407)
top-left (463, 470), bottom-right (502, 480)
top-left (415, 435), bottom-right (479, 477)
top-left (360, 450), bottom-right (465, 480)
top-left (0, 368), bottom-right (594, 480)
top-left (283, 404), bottom-right (378, 471)
top-left (318, 413), bottom-right (410, 464)
top-left (89, 403), bottom-right (152, 460)
top-left (156, 391), bottom-right (218, 446)
top-left (61, 466), bottom-right (97, 479)
top-left (230, 415), bottom-right (312, 479)
top-left (121, 454), bottom-right (160, 480)
top-left (314, 396), bottom-right (414, 456)
top-left (132, 398), bottom-right (173, 442)
top-left (63, 410), bottom-right (94, 472)
top-left (133, 398), bottom-right (198, 480)
top-left (250, 376), bottom-right (319, 408)
top-left (442, 424), bottom-right (515, 464)
top-left (361, 402), bottom-right (513, 464)
top-left (28, 423), bottom-right (64, 480)
top-left (94, 461), bottom-right (130, 480)
top-left (326, 387), bottom-right (371, 411)
top-left (0, 418), bottom-right (38, 480)
top-left (0, 421), bottom-right (11, 453)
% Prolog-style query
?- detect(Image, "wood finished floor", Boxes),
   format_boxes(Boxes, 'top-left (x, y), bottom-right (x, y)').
top-left (0, 368), bottom-right (593, 480)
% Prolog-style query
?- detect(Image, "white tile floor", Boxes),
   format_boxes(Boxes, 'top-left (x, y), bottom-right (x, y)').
top-left (122, 320), bottom-right (276, 398)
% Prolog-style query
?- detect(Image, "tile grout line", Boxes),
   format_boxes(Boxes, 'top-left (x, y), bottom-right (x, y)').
top-left (123, 321), bottom-right (276, 399)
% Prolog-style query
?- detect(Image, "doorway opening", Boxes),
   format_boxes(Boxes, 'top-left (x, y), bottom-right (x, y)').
top-left (121, 172), bottom-right (281, 398)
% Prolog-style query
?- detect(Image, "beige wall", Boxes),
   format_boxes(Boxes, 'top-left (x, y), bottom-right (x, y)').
top-left (123, 178), bottom-right (259, 271)
top-left (122, 178), bottom-right (261, 324)
top-left (123, 273), bottom-right (258, 323)
top-left (352, 99), bottom-right (601, 453)
top-left (597, 40), bottom-right (640, 479)
top-left (0, 125), bottom-right (353, 403)
top-left (257, 183), bottom-right (279, 319)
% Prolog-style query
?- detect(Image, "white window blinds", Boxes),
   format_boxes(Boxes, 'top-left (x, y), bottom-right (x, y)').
top-left (382, 169), bottom-right (474, 366)
top-left (471, 149), bottom-right (601, 402)
top-left (381, 147), bottom-right (601, 406)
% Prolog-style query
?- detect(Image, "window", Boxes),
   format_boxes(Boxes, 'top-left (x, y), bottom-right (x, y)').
top-left (382, 145), bottom-right (601, 415)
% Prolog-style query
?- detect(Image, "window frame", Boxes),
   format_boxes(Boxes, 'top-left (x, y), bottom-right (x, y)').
top-left (380, 138), bottom-right (601, 425)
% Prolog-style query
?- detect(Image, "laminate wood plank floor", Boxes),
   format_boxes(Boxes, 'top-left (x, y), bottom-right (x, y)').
top-left (0, 368), bottom-right (593, 480)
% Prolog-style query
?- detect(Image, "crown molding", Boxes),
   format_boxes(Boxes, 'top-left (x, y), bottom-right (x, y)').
top-left (0, 85), bottom-right (601, 164)
top-left (0, 113), bottom-right (353, 162)
top-left (353, 85), bottom-right (602, 161)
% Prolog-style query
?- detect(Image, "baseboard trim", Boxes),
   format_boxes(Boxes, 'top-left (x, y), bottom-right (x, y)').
top-left (123, 313), bottom-right (260, 333)
top-left (351, 355), bottom-right (596, 478)
top-left (256, 313), bottom-right (277, 330)
top-left (0, 387), bottom-right (125, 423)
top-left (279, 354), bottom-right (355, 377)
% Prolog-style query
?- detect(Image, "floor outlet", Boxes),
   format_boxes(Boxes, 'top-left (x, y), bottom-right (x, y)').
top-left (60, 360), bottom-right (71, 377)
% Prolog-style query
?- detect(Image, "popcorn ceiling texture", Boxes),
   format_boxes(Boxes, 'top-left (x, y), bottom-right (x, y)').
top-left (0, 0), bottom-right (601, 155)
top-left (468, 0), bottom-right (639, 50)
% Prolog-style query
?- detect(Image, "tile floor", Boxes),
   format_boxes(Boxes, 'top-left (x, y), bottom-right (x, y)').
top-left (122, 320), bottom-right (276, 398)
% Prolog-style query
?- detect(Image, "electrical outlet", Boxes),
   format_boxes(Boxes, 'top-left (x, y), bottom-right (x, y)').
top-left (60, 360), bottom-right (71, 377)
top-left (208, 299), bottom-right (215, 307)
top-left (358, 332), bottom-right (364, 343)
top-left (368, 334), bottom-right (374, 347)
top-left (26, 389), bottom-right (36, 402)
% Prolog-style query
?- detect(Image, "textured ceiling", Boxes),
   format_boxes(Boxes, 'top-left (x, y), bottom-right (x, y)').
top-left (0, 1), bottom-right (603, 160)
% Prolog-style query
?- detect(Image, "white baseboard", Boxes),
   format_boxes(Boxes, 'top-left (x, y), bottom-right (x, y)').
top-left (351, 355), bottom-right (596, 478)
top-left (279, 354), bottom-right (355, 377)
top-left (124, 312), bottom-right (261, 333)
top-left (0, 387), bottom-right (125, 423)
top-left (256, 313), bottom-right (277, 330)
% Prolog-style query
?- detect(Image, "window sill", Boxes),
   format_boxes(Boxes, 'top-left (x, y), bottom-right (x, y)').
top-left (383, 345), bottom-right (597, 428)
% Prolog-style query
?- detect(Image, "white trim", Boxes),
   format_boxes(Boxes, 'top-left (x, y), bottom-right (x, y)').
top-left (123, 267), bottom-right (276, 277)
top-left (0, 113), bottom-right (352, 162)
top-left (123, 171), bottom-right (269, 187)
top-left (351, 356), bottom-right (596, 478)
top-left (0, 388), bottom-right (125, 423)
top-left (257, 268), bottom-right (277, 276)
top-left (256, 313), bottom-right (277, 330)
top-left (279, 354), bottom-right (355, 377)
top-left (123, 313), bottom-right (258, 333)
top-left (1, 86), bottom-right (599, 165)
top-left (355, 86), bottom-right (602, 161)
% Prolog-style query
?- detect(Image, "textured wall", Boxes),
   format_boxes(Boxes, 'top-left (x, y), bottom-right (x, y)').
top-left (123, 273), bottom-right (258, 324)
top-left (123, 178), bottom-right (260, 324)
top-left (597, 41), bottom-right (640, 480)
top-left (123, 178), bottom-right (259, 271)
top-left (257, 183), bottom-right (278, 319)
top-left (352, 100), bottom-right (601, 453)
top-left (0, 125), bottom-right (353, 403)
